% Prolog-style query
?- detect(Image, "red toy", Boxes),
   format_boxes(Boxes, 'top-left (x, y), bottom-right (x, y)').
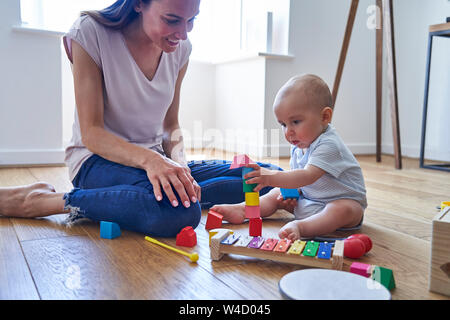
top-left (344, 234), bottom-right (372, 259)
top-left (176, 226), bottom-right (197, 247)
top-left (249, 218), bottom-right (262, 237)
top-left (347, 234), bottom-right (372, 253)
top-left (205, 210), bottom-right (223, 230)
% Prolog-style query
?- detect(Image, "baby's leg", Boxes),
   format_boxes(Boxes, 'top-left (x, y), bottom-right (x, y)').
top-left (279, 199), bottom-right (364, 240)
top-left (211, 188), bottom-right (281, 224)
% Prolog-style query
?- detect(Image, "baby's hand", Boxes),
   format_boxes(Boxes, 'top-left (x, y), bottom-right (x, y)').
top-left (243, 163), bottom-right (278, 192)
top-left (276, 193), bottom-right (297, 213)
top-left (278, 221), bottom-right (301, 241)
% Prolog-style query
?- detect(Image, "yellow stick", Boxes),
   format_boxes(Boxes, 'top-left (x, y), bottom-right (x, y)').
top-left (144, 236), bottom-right (199, 262)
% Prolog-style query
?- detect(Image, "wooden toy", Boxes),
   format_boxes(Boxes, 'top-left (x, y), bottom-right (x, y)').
top-left (371, 266), bottom-right (395, 290)
top-left (274, 239), bottom-right (292, 253)
top-left (176, 226), bottom-right (197, 247)
top-left (205, 210), bottom-right (223, 230)
top-left (429, 206), bottom-right (450, 296)
top-left (210, 229), bottom-right (345, 270)
top-left (230, 154), bottom-right (255, 169)
top-left (100, 221), bottom-right (121, 239)
top-left (249, 217), bottom-right (262, 237)
top-left (344, 237), bottom-right (366, 259)
top-left (145, 236), bottom-right (199, 263)
top-left (287, 240), bottom-right (306, 255)
top-left (280, 188), bottom-right (300, 200)
top-left (245, 205), bottom-right (260, 219)
top-left (245, 192), bottom-right (260, 206)
top-left (242, 167), bottom-right (257, 192)
top-left (261, 238), bottom-right (278, 251)
top-left (350, 262), bottom-right (373, 278)
top-left (317, 242), bottom-right (333, 259)
top-left (347, 234), bottom-right (373, 253)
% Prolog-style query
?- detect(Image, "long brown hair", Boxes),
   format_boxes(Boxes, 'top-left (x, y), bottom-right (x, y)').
top-left (81, 0), bottom-right (153, 29)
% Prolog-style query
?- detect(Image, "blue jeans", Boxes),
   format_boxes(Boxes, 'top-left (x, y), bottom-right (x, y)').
top-left (63, 155), bottom-right (281, 237)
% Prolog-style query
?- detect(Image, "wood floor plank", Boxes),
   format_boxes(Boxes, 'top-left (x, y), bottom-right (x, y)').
top-left (21, 234), bottom-right (135, 299)
top-left (2, 154), bottom-right (450, 300)
top-left (0, 217), bottom-right (39, 299)
top-left (79, 221), bottom-right (245, 299)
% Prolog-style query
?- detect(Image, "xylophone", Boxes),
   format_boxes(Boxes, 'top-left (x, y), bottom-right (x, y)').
top-left (210, 229), bottom-right (345, 270)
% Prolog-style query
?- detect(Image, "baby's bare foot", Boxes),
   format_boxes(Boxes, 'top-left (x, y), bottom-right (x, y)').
top-left (278, 220), bottom-right (302, 241)
top-left (210, 203), bottom-right (246, 224)
top-left (0, 182), bottom-right (56, 217)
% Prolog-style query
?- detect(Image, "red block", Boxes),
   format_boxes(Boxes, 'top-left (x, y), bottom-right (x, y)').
top-left (205, 210), bottom-right (223, 230)
top-left (176, 226), bottom-right (197, 247)
top-left (249, 218), bottom-right (262, 237)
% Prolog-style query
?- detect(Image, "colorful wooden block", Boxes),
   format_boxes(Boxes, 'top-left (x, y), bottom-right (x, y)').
top-left (176, 226), bottom-right (197, 247)
top-left (302, 241), bottom-right (319, 257)
top-left (221, 233), bottom-right (240, 245)
top-left (280, 188), bottom-right (300, 200)
top-left (205, 210), bottom-right (223, 230)
top-left (248, 236), bottom-right (265, 249)
top-left (260, 238), bottom-right (278, 251)
top-left (245, 205), bottom-right (260, 219)
top-left (229, 154), bottom-right (255, 169)
top-left (274, 239), bottom-right (292, 253)
top-left (429, 206), bottom-right (450, 296)
top-left (317, 242), bottom-right (333, 259)
top-left (350, 262), bottom-right (372, 278)
top-left (242, 167), bottom-right (257, 192)
top-left (234, 235), bottom-right (253, 247)
top-left (245, 192), bottom-right (259, 206)
top-left (249, 217), bottom-right (262, 236)
top-left (100, 221), bottom-right (121, 239)
top-left (287, 240), bottom-right (306, 255)
top-left (371, 266), bottom-right (396, 290)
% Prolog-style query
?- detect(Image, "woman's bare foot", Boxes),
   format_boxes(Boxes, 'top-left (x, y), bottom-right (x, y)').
top-left (0, 182), bottom-right (65, 218)
top-left (210, 203), bottom-right (246, 224)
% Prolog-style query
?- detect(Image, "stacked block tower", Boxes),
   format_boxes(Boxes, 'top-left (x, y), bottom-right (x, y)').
top-left (230, 154), bottom-right (262, 237)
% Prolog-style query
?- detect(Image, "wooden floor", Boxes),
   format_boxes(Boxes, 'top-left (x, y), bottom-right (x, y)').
top-left (0, 152), bottom-right (449, 300)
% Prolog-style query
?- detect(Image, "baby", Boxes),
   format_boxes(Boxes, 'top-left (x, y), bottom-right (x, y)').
top-left (212, 74), bottom-right (367, 240)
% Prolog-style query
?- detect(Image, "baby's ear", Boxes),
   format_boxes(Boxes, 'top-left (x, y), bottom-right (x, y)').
top-left (322, 107), bottom-right (333, 122)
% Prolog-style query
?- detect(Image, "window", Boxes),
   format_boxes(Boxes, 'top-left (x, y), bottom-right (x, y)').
top-left (20, 0), bottom-right (289, 62)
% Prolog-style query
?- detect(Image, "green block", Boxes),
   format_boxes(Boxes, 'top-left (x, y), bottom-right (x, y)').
top-left (243, 180), bottom-right (257, 192)
top-left (302, 241), bottom-right (320, 257)
top-left (371, 266), bottom-right (396, 290)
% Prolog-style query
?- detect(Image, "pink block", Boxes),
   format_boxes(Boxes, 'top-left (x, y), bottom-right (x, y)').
top-left (245, 205), bottom-right (260, 219)
top-left (350, 262), bottom-right (372, 278)
top-left (229, 154), bottom-right (255, 169)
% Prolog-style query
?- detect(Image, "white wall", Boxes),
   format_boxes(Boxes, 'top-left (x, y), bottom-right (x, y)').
top-left (2, 0), bottom-right (449, 166)
top-left (384, 0), bottom-right (450, 161)
top-left (0, 0), bottom-right (64, 165)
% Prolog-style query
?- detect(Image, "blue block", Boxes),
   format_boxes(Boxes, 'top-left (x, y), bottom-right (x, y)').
top-left (100, 221), bottom-right (121, 239)
top-left (280, 188), bottom-right (300, 200)
top-left (317, 242), bottom-right (333, 259)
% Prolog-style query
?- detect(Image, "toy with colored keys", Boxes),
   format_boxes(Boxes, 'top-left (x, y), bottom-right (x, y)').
top-left (210, 229), bottom-right (345, 270)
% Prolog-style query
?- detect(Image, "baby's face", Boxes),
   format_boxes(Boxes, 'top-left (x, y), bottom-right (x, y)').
top-left (274, 91), bottom-right (328, 149)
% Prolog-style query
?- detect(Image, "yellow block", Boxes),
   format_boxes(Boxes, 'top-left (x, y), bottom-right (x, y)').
top-left (287, 240), bottom-right (306, 255)
top-left (245, 192), bottom-right (260, 206)
top-left (441, 201), bottom-right (450, 211)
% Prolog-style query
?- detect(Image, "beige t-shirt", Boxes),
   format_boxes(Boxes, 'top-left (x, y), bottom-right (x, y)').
top-left (63, 15), bottom-right (192, 181)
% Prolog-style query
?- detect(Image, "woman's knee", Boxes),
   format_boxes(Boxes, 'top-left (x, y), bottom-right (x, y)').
top-left (141, 201), bottom-right (202, 237)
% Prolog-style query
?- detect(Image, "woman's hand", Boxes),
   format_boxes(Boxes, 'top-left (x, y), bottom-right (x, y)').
top-left (144, 155), bottom-right (200, 208)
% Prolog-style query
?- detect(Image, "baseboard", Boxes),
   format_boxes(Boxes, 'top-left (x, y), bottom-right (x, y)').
top-left (0, 149), bottom-right (65, 166)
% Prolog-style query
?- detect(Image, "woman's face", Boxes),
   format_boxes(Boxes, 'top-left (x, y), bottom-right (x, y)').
top-left (138, 0), bottom-right (200, 52)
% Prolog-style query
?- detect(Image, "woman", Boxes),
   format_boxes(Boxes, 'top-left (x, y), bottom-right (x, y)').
top-left (0, 0), bottom-right (278, 236)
